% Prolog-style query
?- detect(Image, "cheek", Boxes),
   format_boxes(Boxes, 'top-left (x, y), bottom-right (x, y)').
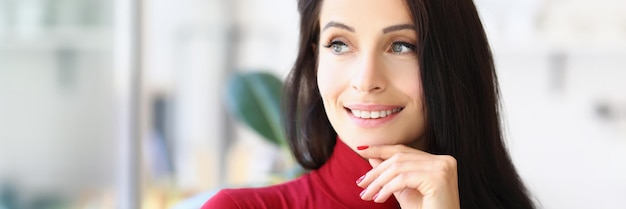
top-left (390, 61), bottom-right (422, 101)
top-left (390, 64), bottom-right (425, 142)
top-left (316, 56), bottom-right (348, 101)
top-left (407, 78), bottom-right (423, 102)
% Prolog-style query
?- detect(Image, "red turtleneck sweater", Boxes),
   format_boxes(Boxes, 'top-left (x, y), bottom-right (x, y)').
top-left (202, 139), bottom-right (400, 209)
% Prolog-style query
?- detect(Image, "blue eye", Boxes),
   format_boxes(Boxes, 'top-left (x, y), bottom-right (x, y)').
top-left (390, 41), bottom-right (416, 54)
top-left (324, 40), bottom-right (351, 54)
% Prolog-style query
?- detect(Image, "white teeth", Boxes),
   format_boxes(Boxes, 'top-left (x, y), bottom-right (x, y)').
top-left (350, 108), bottom-right (402, 119)
top-left (361, 111), bottom-right (371, 119)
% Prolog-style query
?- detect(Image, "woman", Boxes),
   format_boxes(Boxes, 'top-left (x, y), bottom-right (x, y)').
top-left (203, 0), bottom-right (536, 208)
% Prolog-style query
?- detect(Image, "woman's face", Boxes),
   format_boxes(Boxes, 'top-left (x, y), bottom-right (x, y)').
top-left (317, 0), bottom-right (425, 150)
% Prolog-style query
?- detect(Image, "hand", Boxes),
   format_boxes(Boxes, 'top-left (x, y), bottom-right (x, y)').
top-left (355, 144), bottom-right (460, 209)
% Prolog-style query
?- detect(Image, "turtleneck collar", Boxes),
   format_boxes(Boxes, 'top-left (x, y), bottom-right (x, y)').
top-left (310, 137), bottom-right (400, 209)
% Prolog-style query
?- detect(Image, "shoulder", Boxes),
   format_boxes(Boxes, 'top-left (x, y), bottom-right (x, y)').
top-left (201, 174), bottom-right (315, 209)
top-left (201, 189), bottom-right (240, 209)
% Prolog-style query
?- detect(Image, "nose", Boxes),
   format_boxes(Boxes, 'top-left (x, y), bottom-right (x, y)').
top-left (350, 53), bottom-right (387, 93)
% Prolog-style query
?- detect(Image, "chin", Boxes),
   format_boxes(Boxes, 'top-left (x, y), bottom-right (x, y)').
top-left (339, 131), bottom-right (396, 146)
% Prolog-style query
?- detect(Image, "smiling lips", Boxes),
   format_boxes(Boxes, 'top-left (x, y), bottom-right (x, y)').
top-left (350, 108), bottom-right (403, 119)
top-left (344, 105), bottom-right (404, 128)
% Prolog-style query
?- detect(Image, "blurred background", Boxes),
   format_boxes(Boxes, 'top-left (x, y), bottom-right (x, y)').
top-left (0, 0), bottom-right (624, 208)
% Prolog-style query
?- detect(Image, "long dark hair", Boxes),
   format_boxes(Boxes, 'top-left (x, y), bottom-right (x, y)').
top-left (283, 0), bottom-right (536, 208)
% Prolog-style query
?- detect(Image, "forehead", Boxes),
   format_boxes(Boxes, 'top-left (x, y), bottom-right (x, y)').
top-left (319, 0), bottom-right (414, 29)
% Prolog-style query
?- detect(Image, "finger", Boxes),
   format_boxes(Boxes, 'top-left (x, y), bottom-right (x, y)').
top-left (357, 152), bottom-right (423, 188)
top-left (374, 171), bottom-right (424, 203)
top-left (357, 152), bottom-right (428, 188)
top-left (359, 160), bottom-right (416, 201)
top-left (357, 155), bottom-right (400, 189)
top-left (368, 158), bottom-right (383, 168)
top-left (355, 159), bottom-right (381, 189)
top-left (358, 160), bottom-right (427, 200)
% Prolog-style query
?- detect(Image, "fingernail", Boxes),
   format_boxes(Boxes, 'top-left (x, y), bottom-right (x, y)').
top-left (359, 189), bottom-right (366, 197)
top-left (372, 193), bottom-right (379, 201)
top-left (356, 175), bottom-right (365, 184)
top-left (357, 145), bottom-right (369, 150)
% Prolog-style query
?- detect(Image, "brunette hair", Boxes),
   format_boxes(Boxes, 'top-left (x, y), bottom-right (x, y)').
top-left (283, 0), bottom-right (536, 208)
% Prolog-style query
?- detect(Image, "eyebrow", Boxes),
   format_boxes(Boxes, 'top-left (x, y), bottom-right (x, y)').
top-left (322, 21), bottom-right (355, 32)
top-left (321, 21), bottom-right (416, 34)
top-left (382, 24), bottom-right (415, 34)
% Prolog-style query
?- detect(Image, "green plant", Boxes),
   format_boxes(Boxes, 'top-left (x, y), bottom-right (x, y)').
top-left (175, 72), bottom-right (296, 209)
top-left (223, 71), bottom-right (305, 181)
top-left (223, 71), bottom-right (286, 147)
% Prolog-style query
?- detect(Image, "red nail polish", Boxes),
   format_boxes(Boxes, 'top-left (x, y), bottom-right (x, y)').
top-left (372, 193), bottom-right (379, 201)
top-left (359, 189), bottom-right (366, 197)
top-left (356, 175), bottom-right (365, 184)
top-left (357, 145), bottom-right (369, 150)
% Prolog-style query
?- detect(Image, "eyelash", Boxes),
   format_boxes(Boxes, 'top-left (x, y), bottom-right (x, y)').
top-left (389, 41), bottom-right (417, 54)
top-left (322, 40), bottom-right (416, 55)
top-left (322, 40), bottom-right (345, 48)
top-left (322, 40), bottom-right (350, 54)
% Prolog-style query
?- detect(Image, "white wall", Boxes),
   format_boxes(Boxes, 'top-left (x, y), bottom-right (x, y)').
top-left (496, 48), bottom-right (626, 208)
top-left (0, 39), bottom-right (116, 199)
top-left (143, 0), bottom-right (235, 191)
top-left (478, 0), bottom-right (626, 207)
